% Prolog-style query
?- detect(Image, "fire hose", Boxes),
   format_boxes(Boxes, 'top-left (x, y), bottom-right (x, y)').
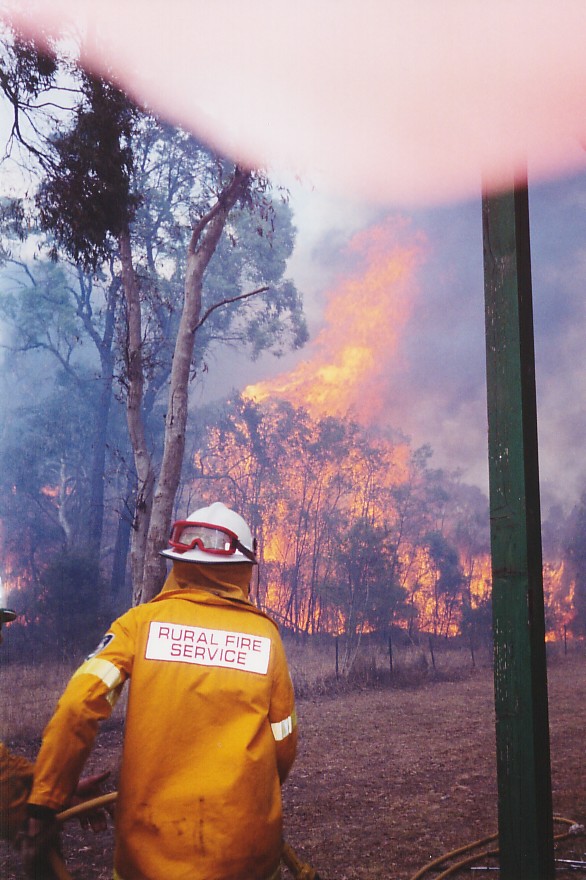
top-left (407, 815), bottom-right (584, 880)
top-left (50, 792), bottom-right (321, 880)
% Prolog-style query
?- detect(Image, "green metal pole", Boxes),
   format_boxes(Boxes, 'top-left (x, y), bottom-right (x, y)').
top-left (482, 180), bottom-right (554, 880)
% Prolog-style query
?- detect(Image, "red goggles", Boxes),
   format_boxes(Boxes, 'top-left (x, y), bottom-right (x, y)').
top-left (168, 520), bottom-right (257, 562)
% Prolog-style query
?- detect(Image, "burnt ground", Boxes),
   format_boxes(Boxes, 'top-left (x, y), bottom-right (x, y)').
top-left (2, 653), bottom-right (586, 879)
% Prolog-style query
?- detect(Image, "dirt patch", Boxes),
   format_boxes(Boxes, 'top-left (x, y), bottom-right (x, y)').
top-left (2, 654), bottom-right (586, 879)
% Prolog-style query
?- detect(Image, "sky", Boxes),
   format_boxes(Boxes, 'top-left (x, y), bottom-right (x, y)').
top-left (8, 1), bottom-right (586, 205)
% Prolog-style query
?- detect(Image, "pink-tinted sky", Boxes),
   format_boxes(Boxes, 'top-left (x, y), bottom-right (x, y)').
top-left (5, 0), bottom-right (586, 205)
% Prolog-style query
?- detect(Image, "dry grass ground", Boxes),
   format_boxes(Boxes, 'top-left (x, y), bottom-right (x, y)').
top-left (1, 643), bottom-right (585, 879)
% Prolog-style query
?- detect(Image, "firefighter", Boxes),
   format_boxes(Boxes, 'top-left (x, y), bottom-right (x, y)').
top-left (0, 607), bottom-right (111, 855)
top-left (23, 502), bottom-right (298, 880)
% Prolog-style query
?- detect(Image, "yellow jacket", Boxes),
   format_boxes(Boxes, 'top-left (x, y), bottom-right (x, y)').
top-left (0, 742), bottom-right (34, 842)
top-left (29, 563), bottom-right (297, 880)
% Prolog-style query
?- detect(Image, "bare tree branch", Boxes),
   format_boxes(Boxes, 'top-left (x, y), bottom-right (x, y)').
top-left (193, 285), bottom-right (269, 333)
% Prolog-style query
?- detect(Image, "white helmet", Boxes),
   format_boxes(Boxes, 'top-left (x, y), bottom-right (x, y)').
top-left (160, 501), bottom-right (257, 564)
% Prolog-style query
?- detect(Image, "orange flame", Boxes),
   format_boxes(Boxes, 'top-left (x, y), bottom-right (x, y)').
top-left (543, 561), bottom-right (575, 640)
top-left (228, 219), bottom-right (577, 641)
top-left (245, 219), bottom-right (425, 424)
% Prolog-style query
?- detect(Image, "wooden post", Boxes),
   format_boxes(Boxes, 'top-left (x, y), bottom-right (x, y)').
top-left (482, 178), bottom-right (554, 879)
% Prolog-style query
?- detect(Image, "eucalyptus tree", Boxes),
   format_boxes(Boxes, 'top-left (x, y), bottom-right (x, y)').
top-left (422, 530), bottom-right (465, 638)
top-left (0, 256), bottom-right (123, 562)
top-left (0, 38), bottom-right (133, 578)
top-left (24, 69), bottom-right (306, 603)
top-left (0, 362), bottom-right (99, 588)
top-left (0, 23), bottom-right (62, 169)
top-left (0, 34), bottom-right (307, 620)
top-left (335, 517), bottom-right (403, 671)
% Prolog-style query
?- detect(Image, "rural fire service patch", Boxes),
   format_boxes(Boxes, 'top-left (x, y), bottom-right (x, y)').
top-left (145, 622), bottom-right (271, 675)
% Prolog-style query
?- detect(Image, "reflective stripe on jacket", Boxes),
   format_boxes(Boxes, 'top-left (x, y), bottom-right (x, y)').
top-left (29, 565), bottom-right (297, 880)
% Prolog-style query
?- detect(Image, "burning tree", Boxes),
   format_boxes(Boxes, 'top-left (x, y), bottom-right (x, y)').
top-left (187, 395), bottom-right (485, 654)
top-left (557, 492), bottom-right (586, 638)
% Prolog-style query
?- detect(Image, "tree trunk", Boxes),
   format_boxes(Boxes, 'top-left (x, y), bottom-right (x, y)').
top-left (118, 227), bottom-right (156, 601)
top-left (86, 277), bottom-right (118, 562)
top-left (86, 370), bottom-right (114, 560)
top-left (57, 459), bottom-right (74, 545)
top-left (109, 462), bottom-right (136, 614)
top-left (136, 167), bottom-right (251, 603)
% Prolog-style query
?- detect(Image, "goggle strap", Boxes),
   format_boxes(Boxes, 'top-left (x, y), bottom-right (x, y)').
top-left (233, 537), bottom-right (257, 563)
